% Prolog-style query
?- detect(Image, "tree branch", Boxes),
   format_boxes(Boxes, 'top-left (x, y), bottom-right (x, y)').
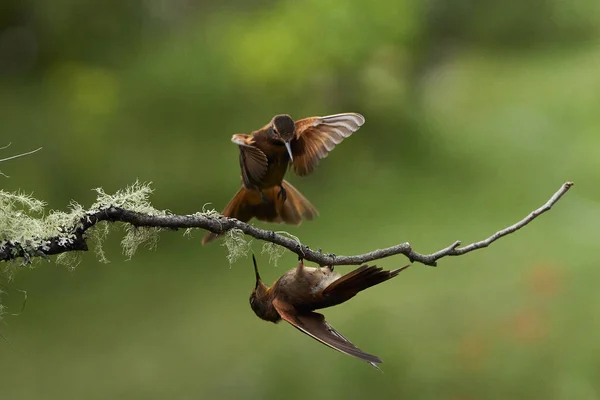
top-left (0, 182), bottom-right (573, 267)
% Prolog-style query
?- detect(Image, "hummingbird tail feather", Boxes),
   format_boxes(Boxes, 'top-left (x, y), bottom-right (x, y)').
top-left (201, 187), bottom-right (254, 245)
top-left (276, 180), bottom-right (318, 224)
top-left (201, 181), bottom-right (318, 245)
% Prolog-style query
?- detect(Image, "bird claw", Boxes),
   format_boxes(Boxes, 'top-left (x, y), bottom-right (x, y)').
top-left (277, 185), bottom-right (287, 202)
top-left (296, 243), bottom-right (305, 255)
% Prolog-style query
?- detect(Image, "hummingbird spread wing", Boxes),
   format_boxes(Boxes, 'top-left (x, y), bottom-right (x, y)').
top-left (291, 113), bottom-right (365, 176)
top-left (231, 134), bottom-right (269, 189)
top-left (272, 298), bottom-right (382, 369)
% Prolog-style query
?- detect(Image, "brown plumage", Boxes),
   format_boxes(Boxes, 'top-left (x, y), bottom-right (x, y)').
top-left (202, 113), bottom-right (365, 245)
top-left (249, 255), bottom-right (409, 369)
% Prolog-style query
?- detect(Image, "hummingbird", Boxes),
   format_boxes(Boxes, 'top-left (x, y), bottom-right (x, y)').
top-left (249, 255), bottom-right (409, 369)
top-left (202, 113), bottom-right (365, 245)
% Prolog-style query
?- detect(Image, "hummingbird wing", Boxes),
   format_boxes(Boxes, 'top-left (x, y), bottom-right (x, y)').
top-left (231, 134), bottom-right (268, 189)
top-left (297, 265), bottom-right (409, 311)
top-left (317, 265), bottom-right (409, 309)
top-left (272, 298), bottom-right (382, 369)
top-left (291, 113), bottom-right (365, 176)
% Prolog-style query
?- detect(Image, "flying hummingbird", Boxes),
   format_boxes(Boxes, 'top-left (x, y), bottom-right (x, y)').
top-left (249, 255), bottom-right (409, 369)
top-left (202, 113), bottom-right (365, 245)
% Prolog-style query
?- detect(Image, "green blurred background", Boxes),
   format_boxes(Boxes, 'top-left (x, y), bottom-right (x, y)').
top-left (1, 0), bottom-right (599, 398)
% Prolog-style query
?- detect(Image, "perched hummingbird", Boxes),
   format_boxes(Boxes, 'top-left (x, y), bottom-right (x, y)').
top-left (249, 255), bottom-right (409, 369)
top-left (202, 113), bottom-right (365, 245)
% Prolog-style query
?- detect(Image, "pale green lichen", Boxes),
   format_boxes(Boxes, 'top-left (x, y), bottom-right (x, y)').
top-left (88, 220), bottom-right (111, 263)
top-left (121, 225), bottom-right (161, 260)
top-left (261, 231), bottom-right (302, 267)
top-left (200, 203), bottom-right (258, 265)
top-left (0, 190), bottom-right (45, 213)
top-left (0, 190), bottom-right (50, 277)
top-left (0, 181), bottom-right (163, 271)
top-left (0, 190), bottom-right (46, 242)
top-left (55, 251), bottom-right (84, 270)
top-left (91, 180), bottom-right (164, 261)
top-left (44, 201), bottom-right (88, 242)
top-left (0, 191), bottom-right (88, 273)
top-left (261, 242), bottom-right (286, 267)
top-left (200, 203), bottom-right (220, 218)
top-left (182, 206), bottom-right (252, 263)
top-left (221, 228), bottom-right (251, 266)
top-left (91, 180), bottom-right (159, 214)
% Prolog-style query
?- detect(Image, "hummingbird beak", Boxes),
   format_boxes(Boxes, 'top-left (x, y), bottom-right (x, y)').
top-left (252, 254), bottom-right (262, 286)
top-left (284, 141), bottom-right (294, 162)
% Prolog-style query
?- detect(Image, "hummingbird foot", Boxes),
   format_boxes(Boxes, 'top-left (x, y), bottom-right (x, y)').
top-left (296, 257), bottom-right (305, 272)
top-left (277, 185), bottom-right (287, 202)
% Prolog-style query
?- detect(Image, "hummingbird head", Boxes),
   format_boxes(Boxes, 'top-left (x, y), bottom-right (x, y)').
top-left (249, 254), bottom-right (280, 322)
top-left (270, 114), bottom-right (295, 161)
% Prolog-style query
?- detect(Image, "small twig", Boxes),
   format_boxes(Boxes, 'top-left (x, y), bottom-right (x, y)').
top-left (0, 145), bottom-right (43, 177)
top-left (0, 182), bottom-right (574, 266)
top-left (449, 181), bottom-right (573, 257)
top-left (0, 147), bottom-right (43, 163)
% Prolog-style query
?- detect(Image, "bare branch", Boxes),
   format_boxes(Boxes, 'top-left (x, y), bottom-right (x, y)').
top-left (0, 182), bottom-right (573, 267)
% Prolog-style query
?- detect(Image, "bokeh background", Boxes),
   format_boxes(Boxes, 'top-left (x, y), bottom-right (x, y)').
top-left (1, 0), bottom-right (599, 398)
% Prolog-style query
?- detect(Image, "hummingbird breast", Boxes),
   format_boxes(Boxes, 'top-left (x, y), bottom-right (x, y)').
top-left (275, 267), bottom-right (341, 308)
top-left (252, 296), bottom-right (281, 323)
top-left (254, 140), bottom-right (290, 189)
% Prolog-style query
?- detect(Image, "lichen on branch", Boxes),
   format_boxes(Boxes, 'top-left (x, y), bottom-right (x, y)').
top-left (0, 181), bottom-right (170, 274)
